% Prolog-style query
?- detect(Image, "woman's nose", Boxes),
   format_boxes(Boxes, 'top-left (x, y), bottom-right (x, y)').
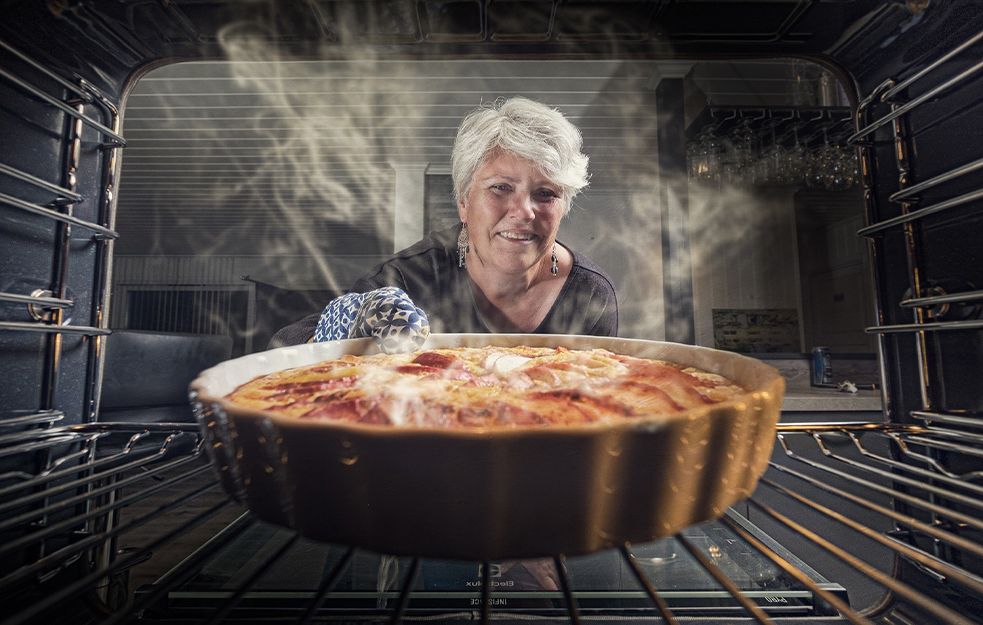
top-left (507, 193), bottom-right (536, 220)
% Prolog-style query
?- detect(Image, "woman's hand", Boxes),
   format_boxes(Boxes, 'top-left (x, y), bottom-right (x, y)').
top-left (313, 287), bottom-right (429, 354)
top-left (499, 558), bottom-right (562, 591)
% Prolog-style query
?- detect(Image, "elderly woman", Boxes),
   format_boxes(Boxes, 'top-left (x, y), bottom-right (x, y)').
top-left (271, 96), bottom-right (618, 348)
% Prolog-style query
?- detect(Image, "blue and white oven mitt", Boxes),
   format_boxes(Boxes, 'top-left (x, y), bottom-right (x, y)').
top-left (312, 287), bottom-right (430, 354)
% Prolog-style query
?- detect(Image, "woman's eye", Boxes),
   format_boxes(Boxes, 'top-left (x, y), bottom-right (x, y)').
top-left (536, 189), bottom-right (559, 199)
top-left (490, 184), bottom-right (509, 192)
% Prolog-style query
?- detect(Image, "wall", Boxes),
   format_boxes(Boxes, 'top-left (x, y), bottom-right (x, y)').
top-left (559, 187), bottom-right (666, 341)
top-left (690, 186), bottom-right (803, 351)
top-left (796, 199), bottom-right (877, 354)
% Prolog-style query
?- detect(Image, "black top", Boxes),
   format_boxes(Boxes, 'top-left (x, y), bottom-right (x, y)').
top-left (269, 225), bottom-right (618, 347)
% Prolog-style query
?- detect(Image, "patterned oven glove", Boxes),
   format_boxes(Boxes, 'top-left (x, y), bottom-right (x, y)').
top-left (312, 287), bottom-right (430, 354)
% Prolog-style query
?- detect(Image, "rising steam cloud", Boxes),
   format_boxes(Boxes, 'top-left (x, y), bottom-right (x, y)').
top-left (220, 24), bottom-right (411, 294)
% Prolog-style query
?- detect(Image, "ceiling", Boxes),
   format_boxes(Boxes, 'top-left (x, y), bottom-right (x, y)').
top-left (0, 0), bottom-right (904, 105)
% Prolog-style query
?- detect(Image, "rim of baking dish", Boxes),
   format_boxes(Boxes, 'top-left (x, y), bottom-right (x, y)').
top-left (190, 333), bottom-right (786, 438)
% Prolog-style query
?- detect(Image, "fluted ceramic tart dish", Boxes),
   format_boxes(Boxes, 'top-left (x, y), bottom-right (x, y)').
top-left (190, 334), bottom-right (785, 560)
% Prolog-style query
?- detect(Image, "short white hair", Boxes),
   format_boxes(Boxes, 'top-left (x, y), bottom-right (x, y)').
top-left (451, 97), bottom-right (589, 215)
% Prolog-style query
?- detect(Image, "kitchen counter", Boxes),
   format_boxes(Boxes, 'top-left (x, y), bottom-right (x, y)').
top-left (749, 353), bottom-right (884, 416)
top-left (782, 385), bottom-right (882, 412)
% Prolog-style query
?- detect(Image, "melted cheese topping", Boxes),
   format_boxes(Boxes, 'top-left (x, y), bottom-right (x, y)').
top-left (226, 346), bottom-right (747, 428)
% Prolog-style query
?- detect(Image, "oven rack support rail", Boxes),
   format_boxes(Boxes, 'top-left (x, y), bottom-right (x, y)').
top-left (0, 37), bottom-right (124, 428)
top-left (1, 422), bottom-right (982, 625)
top-left (852, 24), bottom-right (983, 308)
top-left (0, 39), bottom-right (129, 618)
top-left (850, 23), bottom-right (983, 433)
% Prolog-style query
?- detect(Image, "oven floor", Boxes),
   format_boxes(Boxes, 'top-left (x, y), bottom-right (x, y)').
top-left (117, 462), bottom-right (246, 598)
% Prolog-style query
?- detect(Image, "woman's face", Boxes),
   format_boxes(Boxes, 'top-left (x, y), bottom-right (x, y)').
top-left (458, 150), bottom-right (565, 278)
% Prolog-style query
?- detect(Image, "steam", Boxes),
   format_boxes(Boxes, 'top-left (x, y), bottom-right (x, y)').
top-left (219, 25), bottom-right (411, 294)
top-left (116, 17), bottom-right (834, 352)
top-left (687, 184), bottom-right (801, 348)
top-left (567, 161), bottom-right (802, 345)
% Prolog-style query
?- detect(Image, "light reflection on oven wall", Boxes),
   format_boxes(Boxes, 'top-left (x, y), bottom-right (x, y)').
top-left (111, 31), bottom-right (870, 357)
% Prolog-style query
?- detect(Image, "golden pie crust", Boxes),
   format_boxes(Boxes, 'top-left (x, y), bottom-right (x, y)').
top-left (225, 346), bottom-right (747, 428)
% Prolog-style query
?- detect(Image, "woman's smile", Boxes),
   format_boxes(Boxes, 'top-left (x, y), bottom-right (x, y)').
top-left (498, 231), bottom-right (537, 241)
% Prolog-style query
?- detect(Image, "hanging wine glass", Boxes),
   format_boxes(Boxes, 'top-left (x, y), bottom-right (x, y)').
top-left (700, 133), bottom-right (723, 184)
top-left (688, 131), bottom-right (723, 185)
top-left (804, 129), bottom-right (831, 188)
top-left (761, 123), bottom-right (788, 185)
top-left (730, 119), bottom-right (757, 188)
top-left (721, 160), bottom-right (743, 189)
top-left (687, 140), bottom-right (700, 181)
top-left (824, 145), bottom-right (859, 191)
top-left (823, 147), bottom-right (848, 190)
top-left (847, 147), bottom-right (860, 186)
top-left (782, 126), bottom-right (807, 186)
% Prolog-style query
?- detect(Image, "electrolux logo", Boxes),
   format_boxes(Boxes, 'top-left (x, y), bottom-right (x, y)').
top-left (465, 563), bottom-right (515, 587)
top-left (479, 563), bottom-right (503, 578)
top-left (465, 580), bottom-right (515, 587)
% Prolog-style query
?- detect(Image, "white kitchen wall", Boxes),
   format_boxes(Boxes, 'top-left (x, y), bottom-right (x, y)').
top-left (690, 186), bottom-right (803, 350)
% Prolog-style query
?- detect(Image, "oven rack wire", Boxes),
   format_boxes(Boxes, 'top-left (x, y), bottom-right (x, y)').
top-left (1, 421), bottom-right (982, 625)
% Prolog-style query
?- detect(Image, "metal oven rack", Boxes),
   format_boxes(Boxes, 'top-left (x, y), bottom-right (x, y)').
top-left (2, 19), bottom-right (983, 625)
top-left (4, 421), bottom-right (983, 624)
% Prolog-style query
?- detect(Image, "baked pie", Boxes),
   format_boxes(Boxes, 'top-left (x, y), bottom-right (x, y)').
top-left (225, 346), bottom-right (747, 428)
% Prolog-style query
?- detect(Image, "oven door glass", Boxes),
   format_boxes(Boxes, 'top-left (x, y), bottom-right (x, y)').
top-left (151, 509), bottom-right (844, 620)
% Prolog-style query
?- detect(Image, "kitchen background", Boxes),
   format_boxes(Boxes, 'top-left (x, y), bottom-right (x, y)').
top-left (108, 56), bottom-right (873, 358)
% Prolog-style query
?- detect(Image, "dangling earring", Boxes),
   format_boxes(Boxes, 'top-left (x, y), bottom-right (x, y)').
top-left (458, 223), bottom-right (469, 268)
top-left (551, 243), bottom-right (558, 276)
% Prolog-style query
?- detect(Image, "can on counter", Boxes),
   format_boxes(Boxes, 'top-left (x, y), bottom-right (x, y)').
top-left (812, 347), bottom-right (833, 386)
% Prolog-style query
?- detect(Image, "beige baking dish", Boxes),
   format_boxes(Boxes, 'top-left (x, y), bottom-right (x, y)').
top-left (189, 334), bottom-right (784, 560)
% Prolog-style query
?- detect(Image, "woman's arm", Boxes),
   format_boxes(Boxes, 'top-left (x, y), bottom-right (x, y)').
top-left (589, 294), bottom-right (619, 337)
top-left (268, 311), bottom-right (321, 348)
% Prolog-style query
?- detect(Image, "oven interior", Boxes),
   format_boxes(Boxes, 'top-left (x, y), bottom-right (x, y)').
top-left (1, 1), bottom-right (983, 623)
